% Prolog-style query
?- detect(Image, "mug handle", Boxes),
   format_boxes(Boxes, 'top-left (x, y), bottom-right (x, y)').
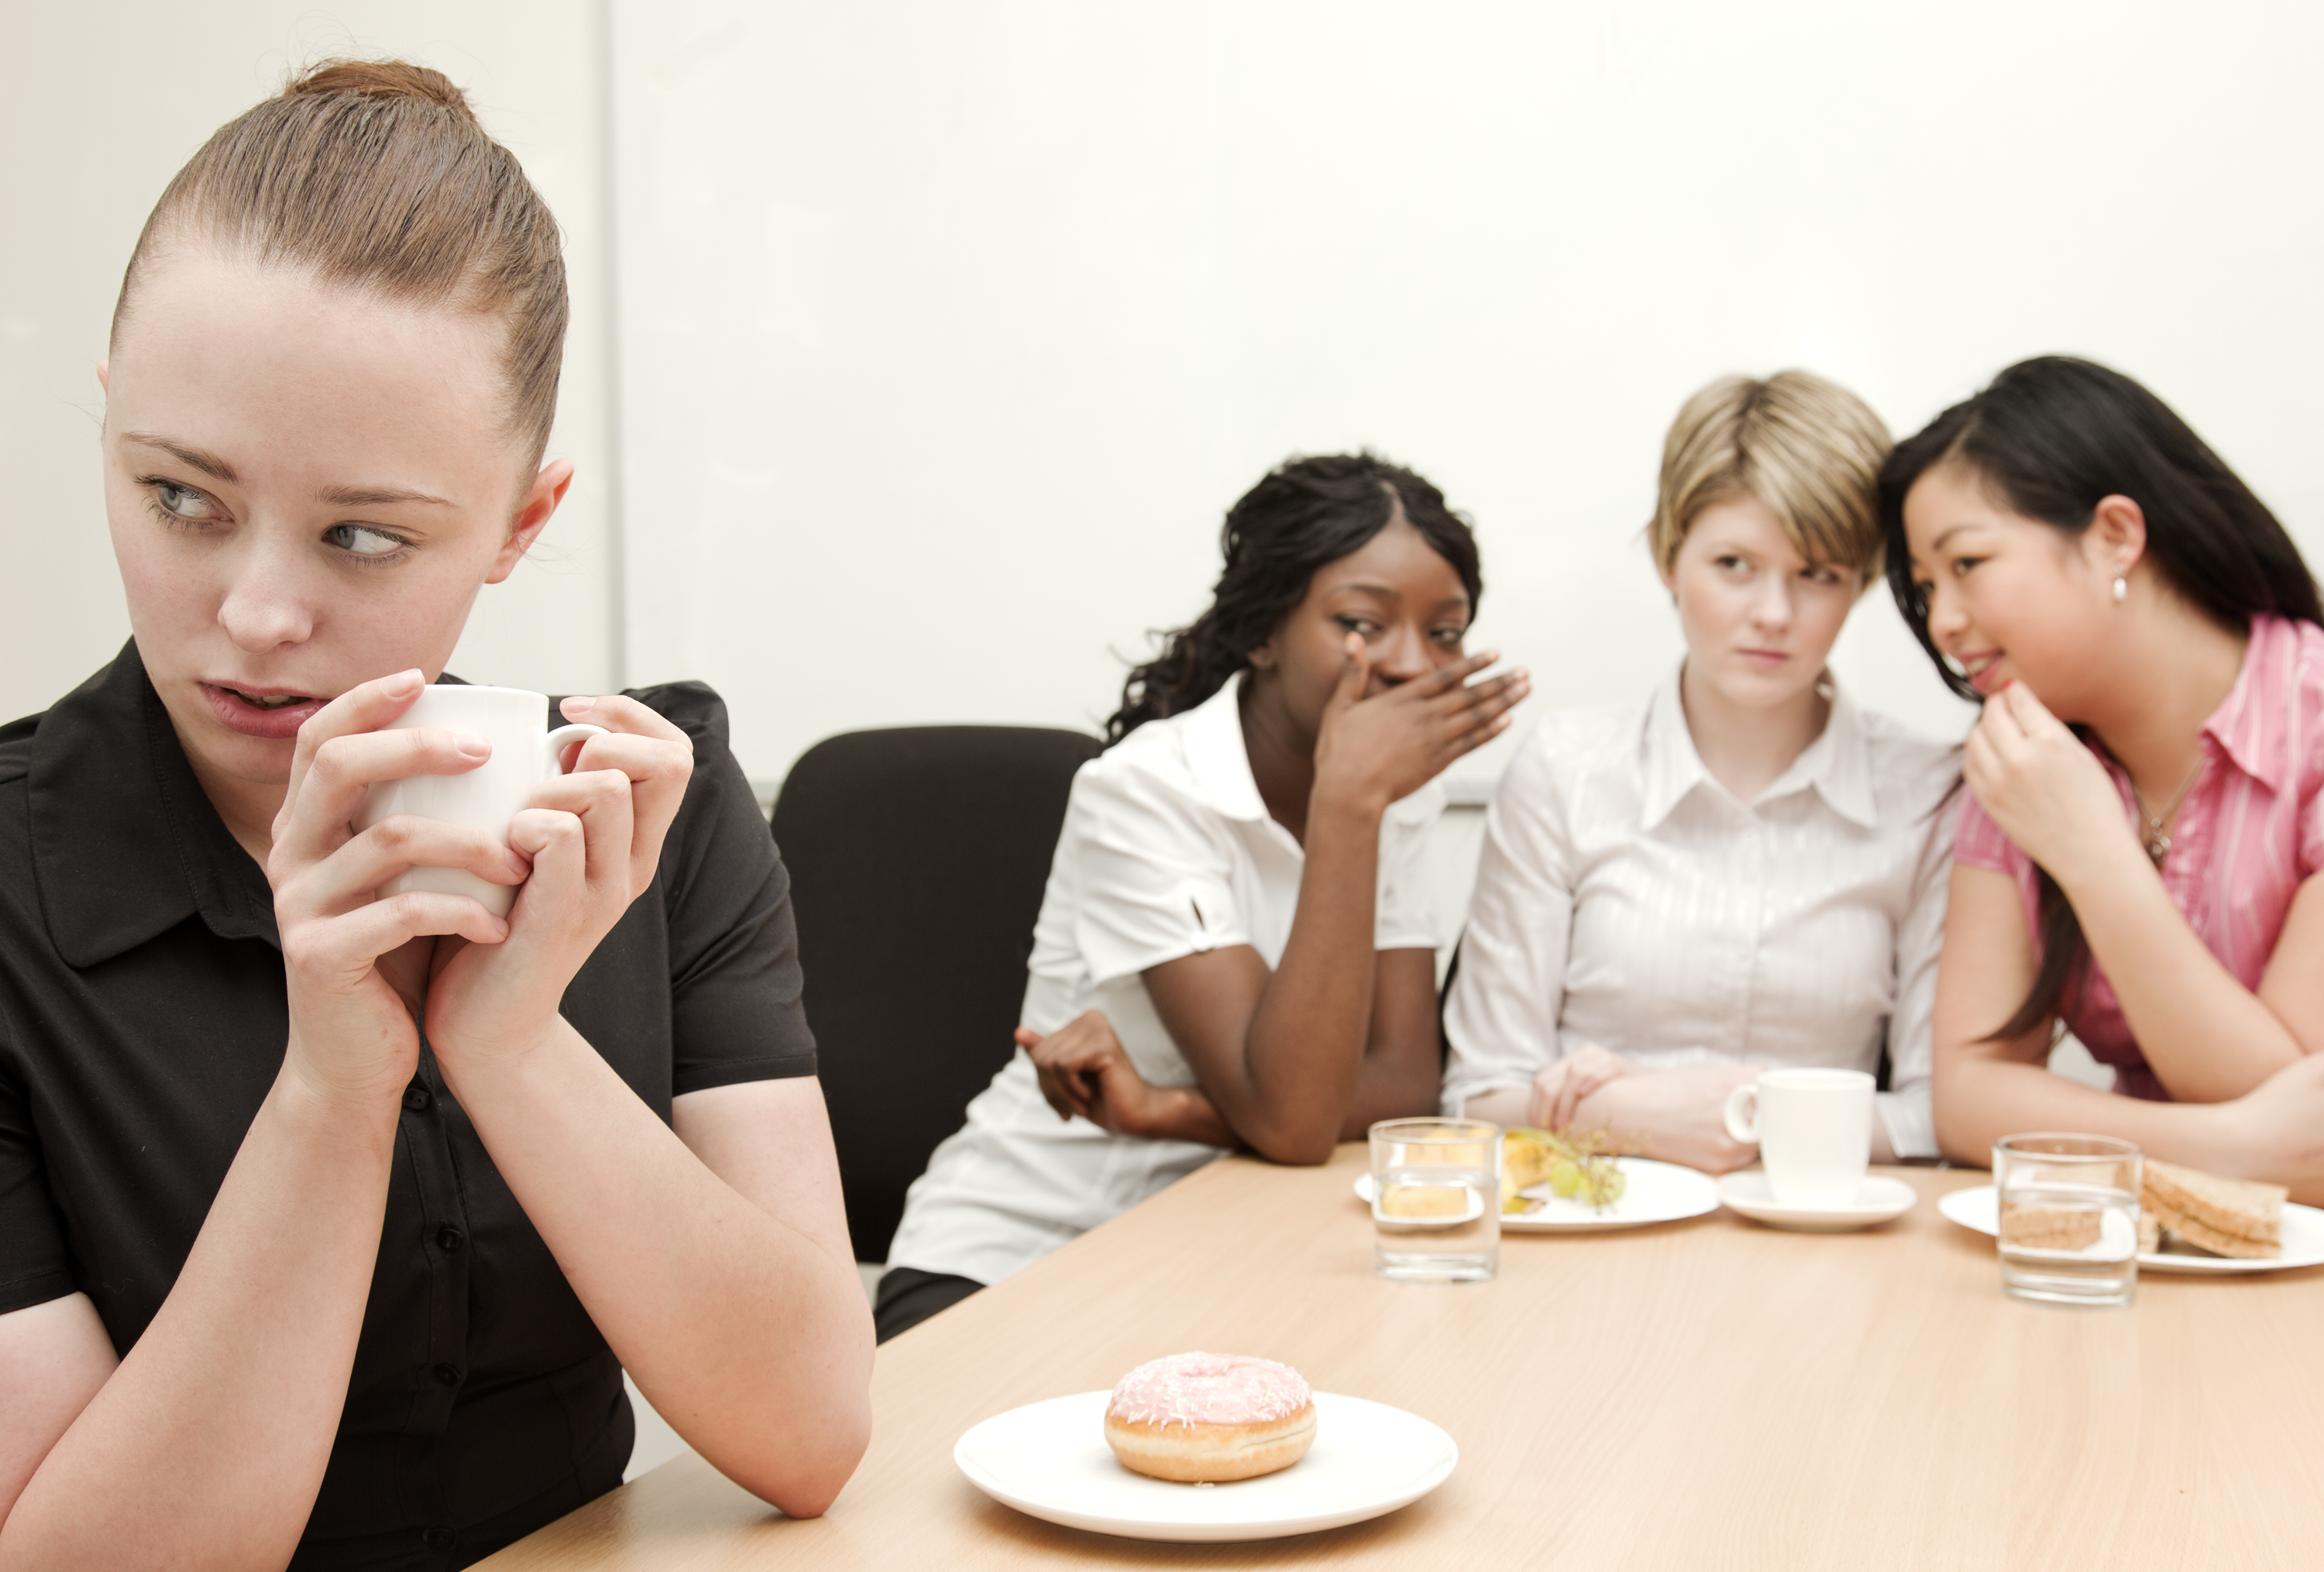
top-left (542, 722), bottom-right (610, 776)
top-left (1722, 1082), bottom-right (1761, 1144)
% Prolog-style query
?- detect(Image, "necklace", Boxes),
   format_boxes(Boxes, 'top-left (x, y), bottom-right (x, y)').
top-left (2130, 755), bottom-right (2205, 865)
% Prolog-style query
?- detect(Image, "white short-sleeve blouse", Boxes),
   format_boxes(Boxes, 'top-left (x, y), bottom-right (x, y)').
top-left (1440, 669), bottom-right (1958, 1159)
top-left (884, 673), bottom-right (1444, 1285)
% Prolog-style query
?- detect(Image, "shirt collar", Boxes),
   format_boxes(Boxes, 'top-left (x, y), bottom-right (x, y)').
top-left (2201, 614), bottom-right (2297, 793)
top-left (1637, 669), bottom-right (1710, 831)
top-left (1180, 671), bottom-right (1270, 823)
top-left (1638, 662), bottom-right (1881, 831)
top-left (30, 641), bottom-right (279, 967)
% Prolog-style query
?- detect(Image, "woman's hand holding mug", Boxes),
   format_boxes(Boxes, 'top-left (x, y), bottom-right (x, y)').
top-left (416, 692), bottom-right (694, 1069)
top-left (269, 671), bottom-right (531, 1111)
top-left (269, 675), bottom-right (693, 1106)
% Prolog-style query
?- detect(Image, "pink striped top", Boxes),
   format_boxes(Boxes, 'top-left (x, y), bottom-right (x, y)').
top-left (1954, 614), bottom-right (2324, 1101)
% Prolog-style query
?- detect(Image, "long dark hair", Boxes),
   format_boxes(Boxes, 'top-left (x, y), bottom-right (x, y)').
top-left (1105, 453), bottom-right (1482, 745)
top-left (1879, 356), bottom-right (2322, 1041)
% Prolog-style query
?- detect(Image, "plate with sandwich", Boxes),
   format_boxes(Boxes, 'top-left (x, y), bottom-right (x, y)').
top-left (1937, 1158), bottom-right (2324, 1274)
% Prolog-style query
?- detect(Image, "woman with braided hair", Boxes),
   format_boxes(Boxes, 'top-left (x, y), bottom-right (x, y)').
top-left (876, 454), bottom-right (1528, 1340)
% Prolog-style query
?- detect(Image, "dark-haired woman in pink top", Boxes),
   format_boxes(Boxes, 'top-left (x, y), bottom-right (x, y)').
top-left (1885, 356), bottom-right (2324, 1200)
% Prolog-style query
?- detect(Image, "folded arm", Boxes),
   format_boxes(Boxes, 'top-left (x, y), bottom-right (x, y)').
top-left (0, 1075), bottom-right (405, 1571)
top-left (1965, 683), bottom-right (2324, 1103)
top-left (1026, 946), bottom-right (1442, 1154)
top-left (1934, 864), bottom-right (2324, 1202)
top-left (2069, 865), bottom-right (2324, 1100)
top-left (444, 1051), bottom-right (871, 1512)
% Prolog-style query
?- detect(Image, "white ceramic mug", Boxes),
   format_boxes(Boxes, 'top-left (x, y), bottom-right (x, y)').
top-left (356, 685), bottom-right (606, 917)
top-left (1723, 1068), bottom-right (1875, 1208)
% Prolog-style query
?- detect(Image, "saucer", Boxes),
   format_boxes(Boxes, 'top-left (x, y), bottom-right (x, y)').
top-left (1716, 1171), bottom-right (1917, 1232)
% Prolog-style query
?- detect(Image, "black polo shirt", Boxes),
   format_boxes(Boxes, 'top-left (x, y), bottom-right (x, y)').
top-left (0, 643), bottom-right (817, 1569)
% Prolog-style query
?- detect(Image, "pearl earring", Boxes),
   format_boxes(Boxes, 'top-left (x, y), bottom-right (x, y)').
top-left (2113, 576), bottom-right (2128, 603)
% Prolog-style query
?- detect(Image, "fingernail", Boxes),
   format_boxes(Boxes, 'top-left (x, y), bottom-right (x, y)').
top-left (386, 670), bottom-right (422, 697)
top-left (457, 735), bottom-right (490, 759)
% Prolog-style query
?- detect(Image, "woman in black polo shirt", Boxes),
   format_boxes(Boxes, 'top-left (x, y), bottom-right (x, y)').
top-left (0, 62), bottom-right (871, 1569)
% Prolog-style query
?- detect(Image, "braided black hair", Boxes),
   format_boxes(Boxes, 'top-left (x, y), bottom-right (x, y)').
top-left (1105, 453), bottom-right (1482, 745)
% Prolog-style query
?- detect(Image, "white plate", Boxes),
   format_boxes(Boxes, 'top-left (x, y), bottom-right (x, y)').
top-left (1370, 1182), bottom-right (1487, 1231)
top-left (1353, 1157), bottom-right (1720, 1233)
top-left (1717, 1171), bottom-right (1918, 1232)
top-left (954, 1389), bottom-right (1456, 1543)
top-left (1936, 1184), bottom-right (2324, 1274)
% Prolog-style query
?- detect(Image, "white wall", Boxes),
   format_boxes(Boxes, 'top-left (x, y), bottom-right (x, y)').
top-left (2, 1), bottom-right (620, 721)
top-left (613, 0), bottom-right (2324, 786)
top-left (12, 1), bottom-right (2324, 783)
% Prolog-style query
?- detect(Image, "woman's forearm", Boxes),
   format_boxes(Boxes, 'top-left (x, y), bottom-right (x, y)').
top-left (1934, 1053), bottom-right (2250, 1177)
top-left (1, 1070), bottom-right (398, 1572)
top-left (1459, 1086), bottom-right (1531, 1126)
top-left (1233, 793), bottom-right (1384, 1161)
top-left (1125, 1085), bottom-right (1238, 1147)
top-left (441, 1024), bottom-right (871, 1516)
top-left (2061, 856), bottom-right (2304, 1102)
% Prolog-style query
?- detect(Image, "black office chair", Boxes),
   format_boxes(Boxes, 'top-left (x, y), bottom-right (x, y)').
top-left (771, 724), bottom-right (1103, 1264)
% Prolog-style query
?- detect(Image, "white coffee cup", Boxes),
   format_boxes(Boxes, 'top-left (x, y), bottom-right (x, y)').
top-left (356, 685), bottom-right (606, 917)
top-left (1722, 1068), bottom-right (1875, 1208)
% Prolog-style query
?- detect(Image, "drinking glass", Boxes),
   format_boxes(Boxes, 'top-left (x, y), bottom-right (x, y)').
top-left (1369, 1118), bottom-right (1501, 1282)
top-left (1993, 1133), bottom-right (2142, 1307)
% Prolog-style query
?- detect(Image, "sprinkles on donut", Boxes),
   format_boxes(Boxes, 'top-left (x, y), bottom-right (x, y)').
top-left (1103, 1353), bottom-right (1318, 1482)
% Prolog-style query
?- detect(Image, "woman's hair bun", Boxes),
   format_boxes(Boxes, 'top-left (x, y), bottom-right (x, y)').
top-left (284, 58), bottom-right (476, 122)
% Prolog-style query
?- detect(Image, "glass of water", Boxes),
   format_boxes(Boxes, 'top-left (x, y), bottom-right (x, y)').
top-left (1370, 1117), bottom-right (1501, 1282)
top-left (1993, 1133), bottom-right (2143, 1307)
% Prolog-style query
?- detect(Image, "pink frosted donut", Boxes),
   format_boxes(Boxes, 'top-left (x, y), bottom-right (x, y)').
top-left (1103, 1353), bottom-right (1318, 1482)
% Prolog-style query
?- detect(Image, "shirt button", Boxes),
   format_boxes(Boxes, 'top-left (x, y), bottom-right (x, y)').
top-left (432, 1362), bottom-right (462, 1387)
top-left (403, 1082), bottom-right (433, 1111)
top-left (421, 1526), bottom-right (456, 1550)
top-left (435, 1226), bottom-right (466, 1253)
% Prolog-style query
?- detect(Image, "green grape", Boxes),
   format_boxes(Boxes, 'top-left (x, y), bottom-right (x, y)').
top-left (1548, 1158), bottom-right (1583, 1199)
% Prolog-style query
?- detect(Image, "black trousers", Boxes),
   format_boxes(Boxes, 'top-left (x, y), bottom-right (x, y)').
top-left (872, 1266), bottom-right (985, 1343)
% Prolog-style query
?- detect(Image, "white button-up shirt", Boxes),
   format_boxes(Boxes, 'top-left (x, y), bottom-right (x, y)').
top-left (885, 673), bottom-right (1444, 1285)
top-left (1441, 669), bottom-right (1958, 1158)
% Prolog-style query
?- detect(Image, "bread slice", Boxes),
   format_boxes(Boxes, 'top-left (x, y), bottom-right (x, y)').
top-left (2000, 1203), bottom-right (2100, 1252)
top-left (2153, 1209), bottom-right (2278, 1260)
top-left (2143, 1158), bottom-right (2284, 1250)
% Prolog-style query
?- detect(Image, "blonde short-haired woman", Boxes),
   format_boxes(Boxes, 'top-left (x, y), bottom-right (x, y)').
top-left (1446, 372), bottom-right (1958, 1168)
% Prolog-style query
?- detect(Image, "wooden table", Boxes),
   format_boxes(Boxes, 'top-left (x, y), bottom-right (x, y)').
top-left (482, 1147), bottom-right (2324, 1570)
